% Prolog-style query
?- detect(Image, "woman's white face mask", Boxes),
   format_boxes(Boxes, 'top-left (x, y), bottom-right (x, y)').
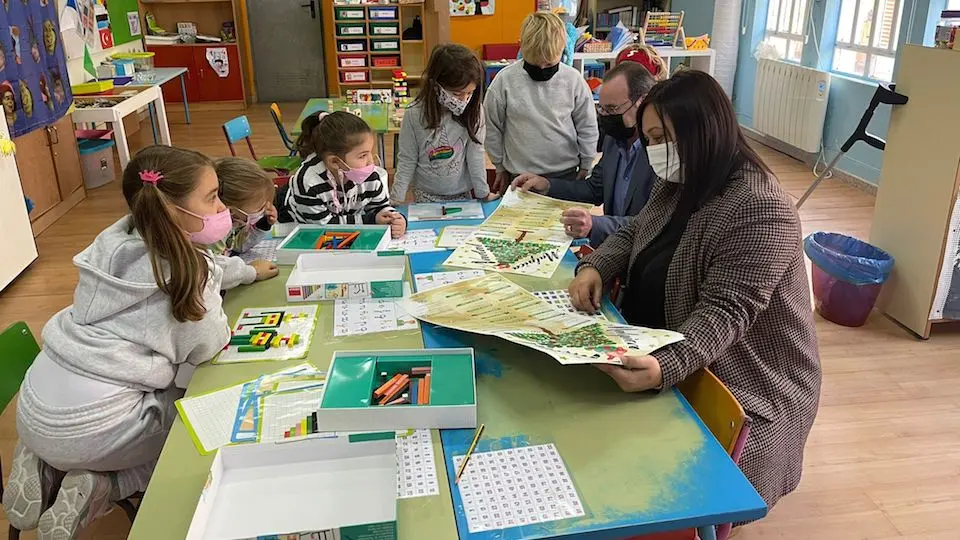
top-left (646, 141), bottom-right (682, 183)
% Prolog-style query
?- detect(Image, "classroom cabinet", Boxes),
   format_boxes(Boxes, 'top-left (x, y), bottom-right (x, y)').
top-left (14, 114), bottom-right (86, 234)
top-left (147, 44), bottom-right (244, 103)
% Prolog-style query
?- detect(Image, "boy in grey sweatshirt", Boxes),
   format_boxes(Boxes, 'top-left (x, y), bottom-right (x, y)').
top-left (484, 11), bottom-right (598, 193)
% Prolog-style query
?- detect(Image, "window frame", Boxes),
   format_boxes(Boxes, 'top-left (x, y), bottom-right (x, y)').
top-left (831, 0), bottom-right (905, 82)
top-left (764, 0), bottom-right (811, 63)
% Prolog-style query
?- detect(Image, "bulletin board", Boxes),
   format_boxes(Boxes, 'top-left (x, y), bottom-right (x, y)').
top-left (106, 0), bottom-right (142, 47)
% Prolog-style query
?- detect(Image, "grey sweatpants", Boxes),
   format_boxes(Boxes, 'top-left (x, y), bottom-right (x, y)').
top-left (16, 377), bottom-right (183, 498)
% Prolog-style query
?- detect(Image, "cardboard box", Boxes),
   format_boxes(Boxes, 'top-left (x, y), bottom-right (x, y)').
top-left (186, 435), bottom-right (397, 540)
top-left (286, 252), bottom-right (406, 302)
top-left (276, 224), bottom-right (392, 265)
top-left (317, 349), bottom-right (477, 431)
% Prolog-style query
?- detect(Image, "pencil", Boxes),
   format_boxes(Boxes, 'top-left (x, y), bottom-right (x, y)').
top-left (455, 423), bottom-right (485, 484)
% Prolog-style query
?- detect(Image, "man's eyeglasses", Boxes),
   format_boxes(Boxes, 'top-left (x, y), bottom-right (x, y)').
top-left (598, 100), bottom-right (634, 116)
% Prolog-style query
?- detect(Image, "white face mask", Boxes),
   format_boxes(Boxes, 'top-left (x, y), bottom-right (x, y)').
top-left (438, 86), bottom-right (472, 117)
top-left (646, 141), bottom-right (682, 183)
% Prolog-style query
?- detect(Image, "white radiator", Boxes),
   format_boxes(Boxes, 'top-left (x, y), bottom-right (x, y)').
top-left (753, 58), bottom-right (831, 153)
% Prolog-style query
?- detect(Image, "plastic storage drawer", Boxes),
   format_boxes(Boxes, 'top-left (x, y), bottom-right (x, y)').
top-left (369, 22), bottom-right (399, 36)
top-left (370, 38), bottom-right (400, 52)
top-left (339, 70), bottom-right (369, 84)
top-left (334, 6), bottom-right (365, 20)
top-left (336, 22), bottom-right (366, 37)
top-left (367, 6), bottom-right (398, 20)
top-left (337, 39), bottom-right (367, 53)
top-left (339, 54), bottom-right (368, 68)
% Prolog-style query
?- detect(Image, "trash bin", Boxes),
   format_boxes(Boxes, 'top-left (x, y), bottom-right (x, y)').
top-left (77, 138), bottom-right (117, 189)
top-left (803, 232), bottom-right (894, 327)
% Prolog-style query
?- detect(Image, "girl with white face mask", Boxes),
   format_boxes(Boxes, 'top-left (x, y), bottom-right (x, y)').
top-left (569, 71), bottom-right (821, 522)
top-left (391, 44), bottom-right (499, 204)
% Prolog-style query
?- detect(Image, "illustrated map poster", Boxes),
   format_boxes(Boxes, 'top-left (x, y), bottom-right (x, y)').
top-left (444, 190), bottom-right (592, 279)
top-left (401, 274), bottom-right (684, 365)
top-left (215, 305), bottom-right (319, 364)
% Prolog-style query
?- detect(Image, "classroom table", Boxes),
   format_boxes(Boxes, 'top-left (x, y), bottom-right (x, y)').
top-left (140, 67), bottom-right (191, 125)
top-left (130, 200), bottom-right (766, 539)
top-left (293, 98), bottom-right (392, 166)
top-left (70, 85), bottom-right (171, 169)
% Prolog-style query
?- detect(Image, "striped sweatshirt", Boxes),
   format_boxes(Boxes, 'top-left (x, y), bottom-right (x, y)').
top-left (284, 153), bottom-right (394, 224)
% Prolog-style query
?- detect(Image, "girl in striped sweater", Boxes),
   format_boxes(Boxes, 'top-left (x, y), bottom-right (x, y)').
top-left (281, 111), bottom-right (406, 238)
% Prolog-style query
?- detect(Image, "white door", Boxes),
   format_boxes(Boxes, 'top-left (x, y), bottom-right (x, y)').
top-left (0, 117), bottom-right (38, 292)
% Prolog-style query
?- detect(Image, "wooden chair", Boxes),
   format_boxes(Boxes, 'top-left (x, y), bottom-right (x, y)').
top-left (268, 103), bottom-right (299, 157)
top-left (625, 369), bottom-right (752, 540)
top-left (222, 115), bottom-right (302, 174)
top-left (0, 322), bottom-right (143, 539)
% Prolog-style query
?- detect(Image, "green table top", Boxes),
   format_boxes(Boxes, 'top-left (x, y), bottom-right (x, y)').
top-left (128, 265), bottom-right (460, 540)
top-left (292, 98), bottom-right (392, 136)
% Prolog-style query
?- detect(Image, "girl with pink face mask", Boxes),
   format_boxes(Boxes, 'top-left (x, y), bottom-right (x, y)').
top-left (5, 146), bottom-right (279, 539)
top-left (281, 111), bottom-right (406, 238)
top-left (211, 156), bottom-right (279, 256)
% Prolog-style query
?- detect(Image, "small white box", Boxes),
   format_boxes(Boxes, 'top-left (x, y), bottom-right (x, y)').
top-left (286, 253), bottom-right (406, 302)
top-left (186, 435), bottom-right (398, 540)
top-left (276, 224), bottom-right (392, 265)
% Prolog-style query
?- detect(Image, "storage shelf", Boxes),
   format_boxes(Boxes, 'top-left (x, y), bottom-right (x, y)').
top-left (141, 0), bottom-right (229, 3)
top-left (401, 40), bottom-right (424, 43)
top-left (145, 41), bottom-right (238, 47)
top-left (338, 67), bottom-right (370, 71)
top-left (370, 66), bottom-right (400, 71)
top-left (334, 1), bottom-right (402, 5)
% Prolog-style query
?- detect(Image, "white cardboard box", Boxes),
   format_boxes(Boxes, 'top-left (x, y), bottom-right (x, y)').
top-left (276, 224), bottom-right (392, 265)
top-left (285, 253), bottom-right (407, 302)
top-left (186, 435), bottom-right (398, 540)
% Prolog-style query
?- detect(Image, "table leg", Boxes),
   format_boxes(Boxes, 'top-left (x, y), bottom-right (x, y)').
top-left (153, 96), bottom-right (173, 145)
top-left (377, 133), bottom-right (386, 168)
top-left (113, 117), bottom-right (131, 169)
top-left (179, 73), bottom-right (191, 124)
top-left (697, 525), bottom-right (718, 540)
top-left (148, 103), bottom-right (159, 144)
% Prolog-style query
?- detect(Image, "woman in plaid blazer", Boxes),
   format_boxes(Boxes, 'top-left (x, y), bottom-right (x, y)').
top-left (570, 71), bottom-right (822, 511)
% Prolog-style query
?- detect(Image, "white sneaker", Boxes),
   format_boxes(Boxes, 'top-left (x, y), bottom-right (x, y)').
top-left (2, 441), bottom-right (62, 530)
top-left (37, 470), bottom-right (115, 540)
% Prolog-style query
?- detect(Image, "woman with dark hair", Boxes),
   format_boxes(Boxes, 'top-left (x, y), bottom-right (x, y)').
top-left (569, 70), bottom-right (821, 511)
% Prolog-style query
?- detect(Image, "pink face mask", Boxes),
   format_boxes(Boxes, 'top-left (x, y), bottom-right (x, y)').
top-left (234, 206), bottom-right (266, 227)
top-left (337, 160), bottom-right (377, 184)
top-left (176, 206), bottom-right (234, 245)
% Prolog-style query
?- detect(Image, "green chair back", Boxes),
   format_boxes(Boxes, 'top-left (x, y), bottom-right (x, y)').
top-left (0, 322), bottom-right (40, 413)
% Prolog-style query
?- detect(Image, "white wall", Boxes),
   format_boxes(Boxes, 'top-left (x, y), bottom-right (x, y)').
top-left (56, 0), bottom-right (144, 85)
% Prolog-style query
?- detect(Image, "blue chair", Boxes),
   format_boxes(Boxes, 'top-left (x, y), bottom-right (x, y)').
top-left (222, 115), bottom-right (301, 173)
top-left (269, 103), bottom-right (298, 157)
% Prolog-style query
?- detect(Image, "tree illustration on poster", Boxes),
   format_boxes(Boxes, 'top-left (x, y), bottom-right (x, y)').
top-left (0, 0), bottom-right (73, 137)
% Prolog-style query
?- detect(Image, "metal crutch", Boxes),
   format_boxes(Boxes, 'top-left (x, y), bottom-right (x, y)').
top-left (796, 83), bottom-right (909, 208)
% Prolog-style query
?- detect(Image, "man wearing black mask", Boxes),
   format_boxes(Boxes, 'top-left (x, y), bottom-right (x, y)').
top-left (512, 62), bottom-right (656, 247)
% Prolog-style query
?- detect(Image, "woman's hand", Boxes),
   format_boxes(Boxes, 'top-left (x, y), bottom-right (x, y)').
top-left (250, 259), bottom-right (279, 281)
top-left (595, 355), bottom-right (663, 392)
top-left (569, 266), bottom-right (602, 312)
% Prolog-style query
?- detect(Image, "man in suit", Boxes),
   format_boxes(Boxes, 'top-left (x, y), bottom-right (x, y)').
top-left (511, 62), bottom-right (657, 247)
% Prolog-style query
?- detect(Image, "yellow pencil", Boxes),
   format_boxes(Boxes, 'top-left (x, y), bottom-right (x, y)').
top-left (455, 423), bottom-right (485, 484)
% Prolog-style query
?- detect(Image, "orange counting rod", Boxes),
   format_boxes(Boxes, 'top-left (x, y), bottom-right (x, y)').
top-left (378, 374), bottom-right (409, 405)
top-left (338, 231), bottom-right (361, 249)
top-left (422, 373), bottom-right (431, 405)
top-left (374, 373), bottom-right (404, 398)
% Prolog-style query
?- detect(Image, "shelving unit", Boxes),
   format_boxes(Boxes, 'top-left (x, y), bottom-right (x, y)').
top-left (323, 1), bottom-right (435, 98)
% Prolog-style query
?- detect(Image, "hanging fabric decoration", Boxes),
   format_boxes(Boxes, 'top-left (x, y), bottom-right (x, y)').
top-left (0, 0), bottom-right (74, 137)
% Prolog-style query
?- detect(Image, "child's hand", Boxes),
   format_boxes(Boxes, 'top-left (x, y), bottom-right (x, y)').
top-left (482, 192), bottom-right (501, 202)
top-left (390, 214), bottom-right (407, 239)
top-left (250, 259), bottom-right (279, 281)
top-left (493, 171), bottom-right (512, 194)
top-left (265, 203), bottom-right (278, 225)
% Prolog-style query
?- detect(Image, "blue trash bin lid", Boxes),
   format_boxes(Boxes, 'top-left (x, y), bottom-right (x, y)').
top-left (77, 138), bottom-right (116, 155)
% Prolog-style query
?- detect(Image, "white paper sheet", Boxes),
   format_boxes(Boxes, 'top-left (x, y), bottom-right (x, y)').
top-left (216, 306), bottom-right (319, 364)
top-left (176, 385), bottom-right (245, 454)
top-left (259, 386), bottom-right (335, 444)
top-left (454, 444), bottom-right (585, 532)
top-left (396, 429), bottom-right (440, 499)
top-left (532, 290), bottom-right (607, 320)
top-left (238, 238), bottom-right (282, 263)
top-left (409, 201), bottom-right (484, 222)
top-left (413, 270), bottom-right (486, 292)
top-left (384, 229), bottom-right (443, 253)
top-left (333, 284), bottom-right (418, 336)
top-left (436, 226), bottom-right (479, 248)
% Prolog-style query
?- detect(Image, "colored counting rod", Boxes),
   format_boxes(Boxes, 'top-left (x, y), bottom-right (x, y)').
top-left (372, 367), bottom-right (432, 406)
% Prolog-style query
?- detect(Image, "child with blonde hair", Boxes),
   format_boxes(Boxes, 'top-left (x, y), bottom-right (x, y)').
top-left (484, 11), bottom-right (598, 193)
top-left (3, 146), bottom-right (277, 539)
top-left (213, 157), bottom-right (278, 254)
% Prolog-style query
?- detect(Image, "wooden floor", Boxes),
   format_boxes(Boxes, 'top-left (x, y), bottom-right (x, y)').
top-left (3, 104), bottom-right (960, 539)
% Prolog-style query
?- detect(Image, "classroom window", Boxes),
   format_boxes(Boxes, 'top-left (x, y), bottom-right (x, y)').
top-left (765, 0), bottom-right (809, 62)
top-left (950, 0), bottom-right (960, 9)
top-left (832, 0), bottom-right (905, 82)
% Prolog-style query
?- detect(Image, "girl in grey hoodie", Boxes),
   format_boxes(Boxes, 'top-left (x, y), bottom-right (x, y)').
top-left (3, 146), bottom-right (278, 539)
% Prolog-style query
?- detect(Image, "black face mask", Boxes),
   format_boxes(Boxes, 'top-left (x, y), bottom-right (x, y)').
top-left (523, 61), bottom-right (560, 82)
top-left (598, 112), bottom-right (636, 142)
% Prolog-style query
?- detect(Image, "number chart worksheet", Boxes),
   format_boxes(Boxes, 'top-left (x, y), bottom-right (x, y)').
top-left (444, 190), bottom-right (592, 279)
top-left (333, 284), bottom-right (418, 337)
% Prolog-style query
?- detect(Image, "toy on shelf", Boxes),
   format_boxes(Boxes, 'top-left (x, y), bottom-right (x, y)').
top-left (392, 69), bottom-right (409, 108)
top-left (685, 34), bottom-right (710, 50)
top-left (642, 11), bottom-right (685, 48)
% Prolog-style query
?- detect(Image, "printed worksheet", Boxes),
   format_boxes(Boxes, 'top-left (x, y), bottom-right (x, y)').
top-left (413, 270), bottom-right (486, 292)
top-left (532, 290), bottom-right (607, 320)
top-left (401, 274), bottom-right (684, 365)
top-left (444, 190), bottom-right (591, 278)
top-left (396, 429), bottom-right (440, 499)
top-left (454, 444), bottom-right (585, 533)
top-left (333, 284), bottom-right (418, 337)
top-left (238, 238), bottom-right (282, 263)
top-left (436, 226), bottom-right (478, 248)
top-left (231, 364), bottom-right (327, 444)
top-left (259, 386), bottom-right (335, 444)
top-left (175, 384), bottom-right (245, 454)
top-left (408, 201), bottom-right (484, 222)
top-left (216, 306), bottom-right (319, 364)
top-left (384, 229), bottom-right (443, 253)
